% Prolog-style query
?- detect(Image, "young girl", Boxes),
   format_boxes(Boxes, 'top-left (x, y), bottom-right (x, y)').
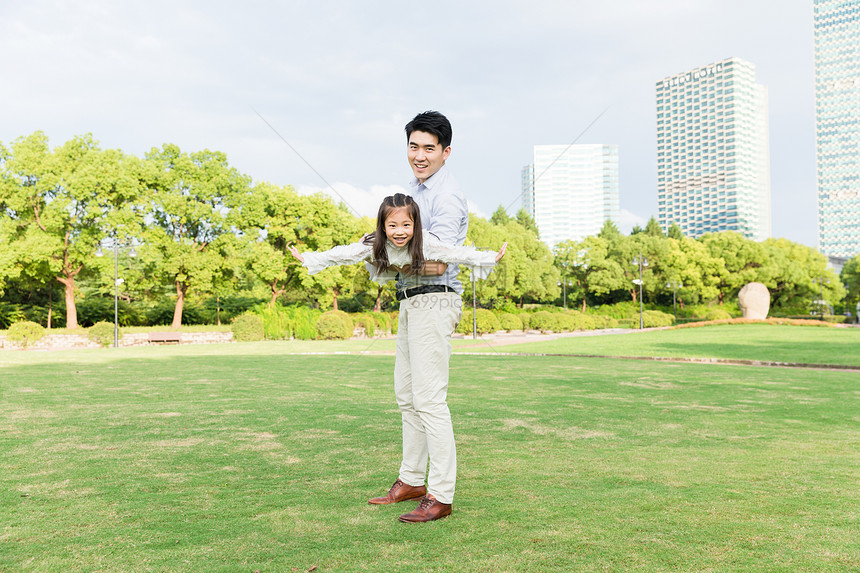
top-left (288, 193), bottom-right (506, 282)
top-left (289, 193), bottom-right (505, 523)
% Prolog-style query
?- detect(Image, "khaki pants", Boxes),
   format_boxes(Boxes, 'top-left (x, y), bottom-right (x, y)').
top-left (394, 292), bottom-right (462, 504)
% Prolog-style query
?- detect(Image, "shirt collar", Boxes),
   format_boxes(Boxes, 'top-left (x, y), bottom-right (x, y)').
top-left (409, 164), bottom-right (449, 192)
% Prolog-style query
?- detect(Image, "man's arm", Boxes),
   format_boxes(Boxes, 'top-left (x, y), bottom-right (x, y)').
top-left (419, 261), bottom-right (448, 276)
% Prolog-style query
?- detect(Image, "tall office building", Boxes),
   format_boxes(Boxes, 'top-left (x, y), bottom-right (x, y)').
top-left (521, 144), bottom-right (619, 248)
top-left (656, 57), bottom-right (771, 240)
top-left (814, 0), bottom-right (860, 258)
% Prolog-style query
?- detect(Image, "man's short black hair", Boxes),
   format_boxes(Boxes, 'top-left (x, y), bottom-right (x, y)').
top-left (405, 111), bottom-right (452, 149)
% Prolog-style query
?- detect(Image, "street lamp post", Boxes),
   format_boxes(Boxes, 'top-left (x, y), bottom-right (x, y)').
top-left (812, 276), bottom-right (829, 320)
top-left (632, 252), bottom-right (648, 329)
top-left (97, 237), bottom-right (136, 348)
top-left (666, 280), bottom-right (682, 319)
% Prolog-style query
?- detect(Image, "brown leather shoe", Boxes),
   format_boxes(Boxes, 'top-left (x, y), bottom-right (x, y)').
top-left (368, 478), bottom-right (427, 505)
top-left (398, 494), bottom-right (452, 523)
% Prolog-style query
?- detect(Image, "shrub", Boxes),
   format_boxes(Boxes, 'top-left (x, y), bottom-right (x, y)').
top-left (642, 310), bottom-right (675, 328)
top-left (564, 310), bottom-right (597, 331)
top-left (253, 303), bottom-right (293, 340)
top-left (291, 306), bottom-right (319, 340)
top-left (498, 313), bottom-right (523, 331)
top-left (590, 315), bottom-right (618, 329)
top-left (7, 321), bottom-right (46, 348)
top-left (373, 312), bottom-right (391, 334)
top-left (702, 307), bottom-right (733, 321)
top-left (354, 314), bottom-right (377, 337)
top-left (231, 313), bottom-right (265, 342)
top-left (518, 313), bottom-right (532, 330)
top-left (389, 312), bottom-right (399, 335)
top-left (88, 321), bottom-right (118, 347)
top-left (456, 308), bottom-right (501, 335)
top-left (529, 311), bottom-right (560, 332)
top-left (316, 310), bottom-right (354, 340)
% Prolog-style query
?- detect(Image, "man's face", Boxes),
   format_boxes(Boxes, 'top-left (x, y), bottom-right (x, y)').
top-left (407, 130), bottom-right (451, 183)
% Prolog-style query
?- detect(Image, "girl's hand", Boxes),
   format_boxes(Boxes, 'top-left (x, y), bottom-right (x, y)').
top-left (288, 243), bottom-right (304, 263)
top-left (495, 242), bottom-right (508, 263)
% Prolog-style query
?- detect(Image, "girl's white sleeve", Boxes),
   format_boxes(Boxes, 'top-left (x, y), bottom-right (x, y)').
top-left (423, 235), bottom-right (499, 280)
top-left (301, 242), bottom-right (373, 275)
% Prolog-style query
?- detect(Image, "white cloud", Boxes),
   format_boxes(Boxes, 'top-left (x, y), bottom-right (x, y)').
top-left (617, 209), bottom-right (648, 235)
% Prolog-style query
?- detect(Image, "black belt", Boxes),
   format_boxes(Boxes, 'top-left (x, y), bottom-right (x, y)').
top-left (396, 285), bottom-right (457, 301)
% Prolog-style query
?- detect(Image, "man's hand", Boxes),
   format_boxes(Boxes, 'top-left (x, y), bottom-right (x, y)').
top-left (419, 261), bottom-right (448, 276)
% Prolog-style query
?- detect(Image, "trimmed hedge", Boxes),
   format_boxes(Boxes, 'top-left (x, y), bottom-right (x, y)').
top-left (456, 308), bottom-right (501, 335)
top-left (316, 310), bottom-right (354, 340)
top-left (498, 313), bottom-right (523, 331)
top-left (231, 313), bottom-right (265, 342)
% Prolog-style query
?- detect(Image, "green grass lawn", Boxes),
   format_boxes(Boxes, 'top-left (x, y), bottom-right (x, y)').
top-left (2, 338), bottom-right (858, 571)
top-left (493, 323), bottom-right (860, 368)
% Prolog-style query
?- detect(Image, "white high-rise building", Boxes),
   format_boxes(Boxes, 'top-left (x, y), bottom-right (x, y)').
top-left (656, 57), bottom-right (771, 240)
top-left (814, 0), bottom-right (860, 258)
top-left (521, 144), bottom-right (619, 249)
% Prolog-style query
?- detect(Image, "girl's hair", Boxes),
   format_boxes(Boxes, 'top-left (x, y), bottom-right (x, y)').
top-left (371, 193), bottom-right (425, 274)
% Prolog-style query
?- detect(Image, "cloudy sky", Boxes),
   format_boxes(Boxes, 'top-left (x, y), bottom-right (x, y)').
top-left (1, 1), bottom-right (818, 246)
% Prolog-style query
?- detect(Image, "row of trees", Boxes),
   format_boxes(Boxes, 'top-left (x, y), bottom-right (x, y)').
top-left (1, 132), bottom-right (857, 331)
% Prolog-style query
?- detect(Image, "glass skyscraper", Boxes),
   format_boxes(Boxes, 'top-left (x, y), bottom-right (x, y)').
top-left (656, 57), bottom-right (771, 240)
top-left (521, 144), bottom-right (619, 248)
top-left (814, 0), bottom-right (860, 258)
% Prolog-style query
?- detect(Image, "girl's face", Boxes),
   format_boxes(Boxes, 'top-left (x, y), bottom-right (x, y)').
top-left (384, 206), bottom-right (414, 248)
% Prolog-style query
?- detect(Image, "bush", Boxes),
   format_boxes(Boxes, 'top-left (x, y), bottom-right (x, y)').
top-left (498, 313), bottom-right (523, 331)
top-left (389, 311), bottom-right (399, 335)
top-left (642, 310), bottom-right (675, 328)
top-left (518, 313), bottom-right (532, 330)
top-left (373, 312), bottom-right (391, 334)
top-left (456, 308), bottom-right (501, 335)
top-left (253, 303), bottom-right (293, 340)
top-left (316, 310), bottom-right (354, 340)
top-left (7, 321), bottom-right (46, 348)
top-left (290, 306), bottom-right (320, 340)
top-left (231, 313), bottom-right (265, 342)
top-left (88, 321), bottom-right (119, 347)
top-left (354, 314), bottom-right (377, 337)
top-left (563, 310), bottom-right (597, 330)
top-left (529, 311), bottom-right (560, 332)
top-left (702, 307), bottom-right (733, 321)
top-left (592, 315), bottom-right (618, 329)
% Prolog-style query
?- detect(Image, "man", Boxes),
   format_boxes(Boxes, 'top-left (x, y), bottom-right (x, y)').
top-left (368, 111), bottom-right (469, 523)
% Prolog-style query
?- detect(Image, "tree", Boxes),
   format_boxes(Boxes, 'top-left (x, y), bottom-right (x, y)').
top-left (554, 237), bottom-right (625, 311)
top-left (667, 222), bottom-right (684, 240)
top-left (238, 183), bottom-right (360, 309)
top-left (489, 205), bottom-right (512, 226)
top-left (643, 216), bottom-right (664, 237)
top-left (700, 232), bottom-right (767, 305)
top-left (141, 144), bottom-right (251, 328)
top-left (841, 254), bottom-right (860, 311)
top-left (515, 208), bottom-right (539, 237)
top-left (0, 132), bottom-right (139, 329)
top-left (461, 214), bottom-right (558, 306)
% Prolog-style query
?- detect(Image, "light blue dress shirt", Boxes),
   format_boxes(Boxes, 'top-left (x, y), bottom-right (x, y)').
top-left (397, 164), bottom-right (469, 294)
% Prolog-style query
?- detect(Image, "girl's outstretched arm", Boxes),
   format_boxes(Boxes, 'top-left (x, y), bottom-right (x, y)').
top-left (495, 242), bottom-right (508, 263)
top-left (288, 243), bottom-right (304, 263)
top-left (292, 241), bottom-right (374, 275)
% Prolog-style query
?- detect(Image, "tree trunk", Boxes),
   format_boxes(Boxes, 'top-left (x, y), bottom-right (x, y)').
top-left (581, 298), bottom-right (587, 313)
top-left (172, 282), bottom-right (186, 328)
top-left (373, 286), bottom-right (382, 312)
top-left (269, 281), bottom-right (285, 307)
top-left (332, 289), bottom-right (339, 311)
top-left (57, 276), bottom-right (78, 329)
